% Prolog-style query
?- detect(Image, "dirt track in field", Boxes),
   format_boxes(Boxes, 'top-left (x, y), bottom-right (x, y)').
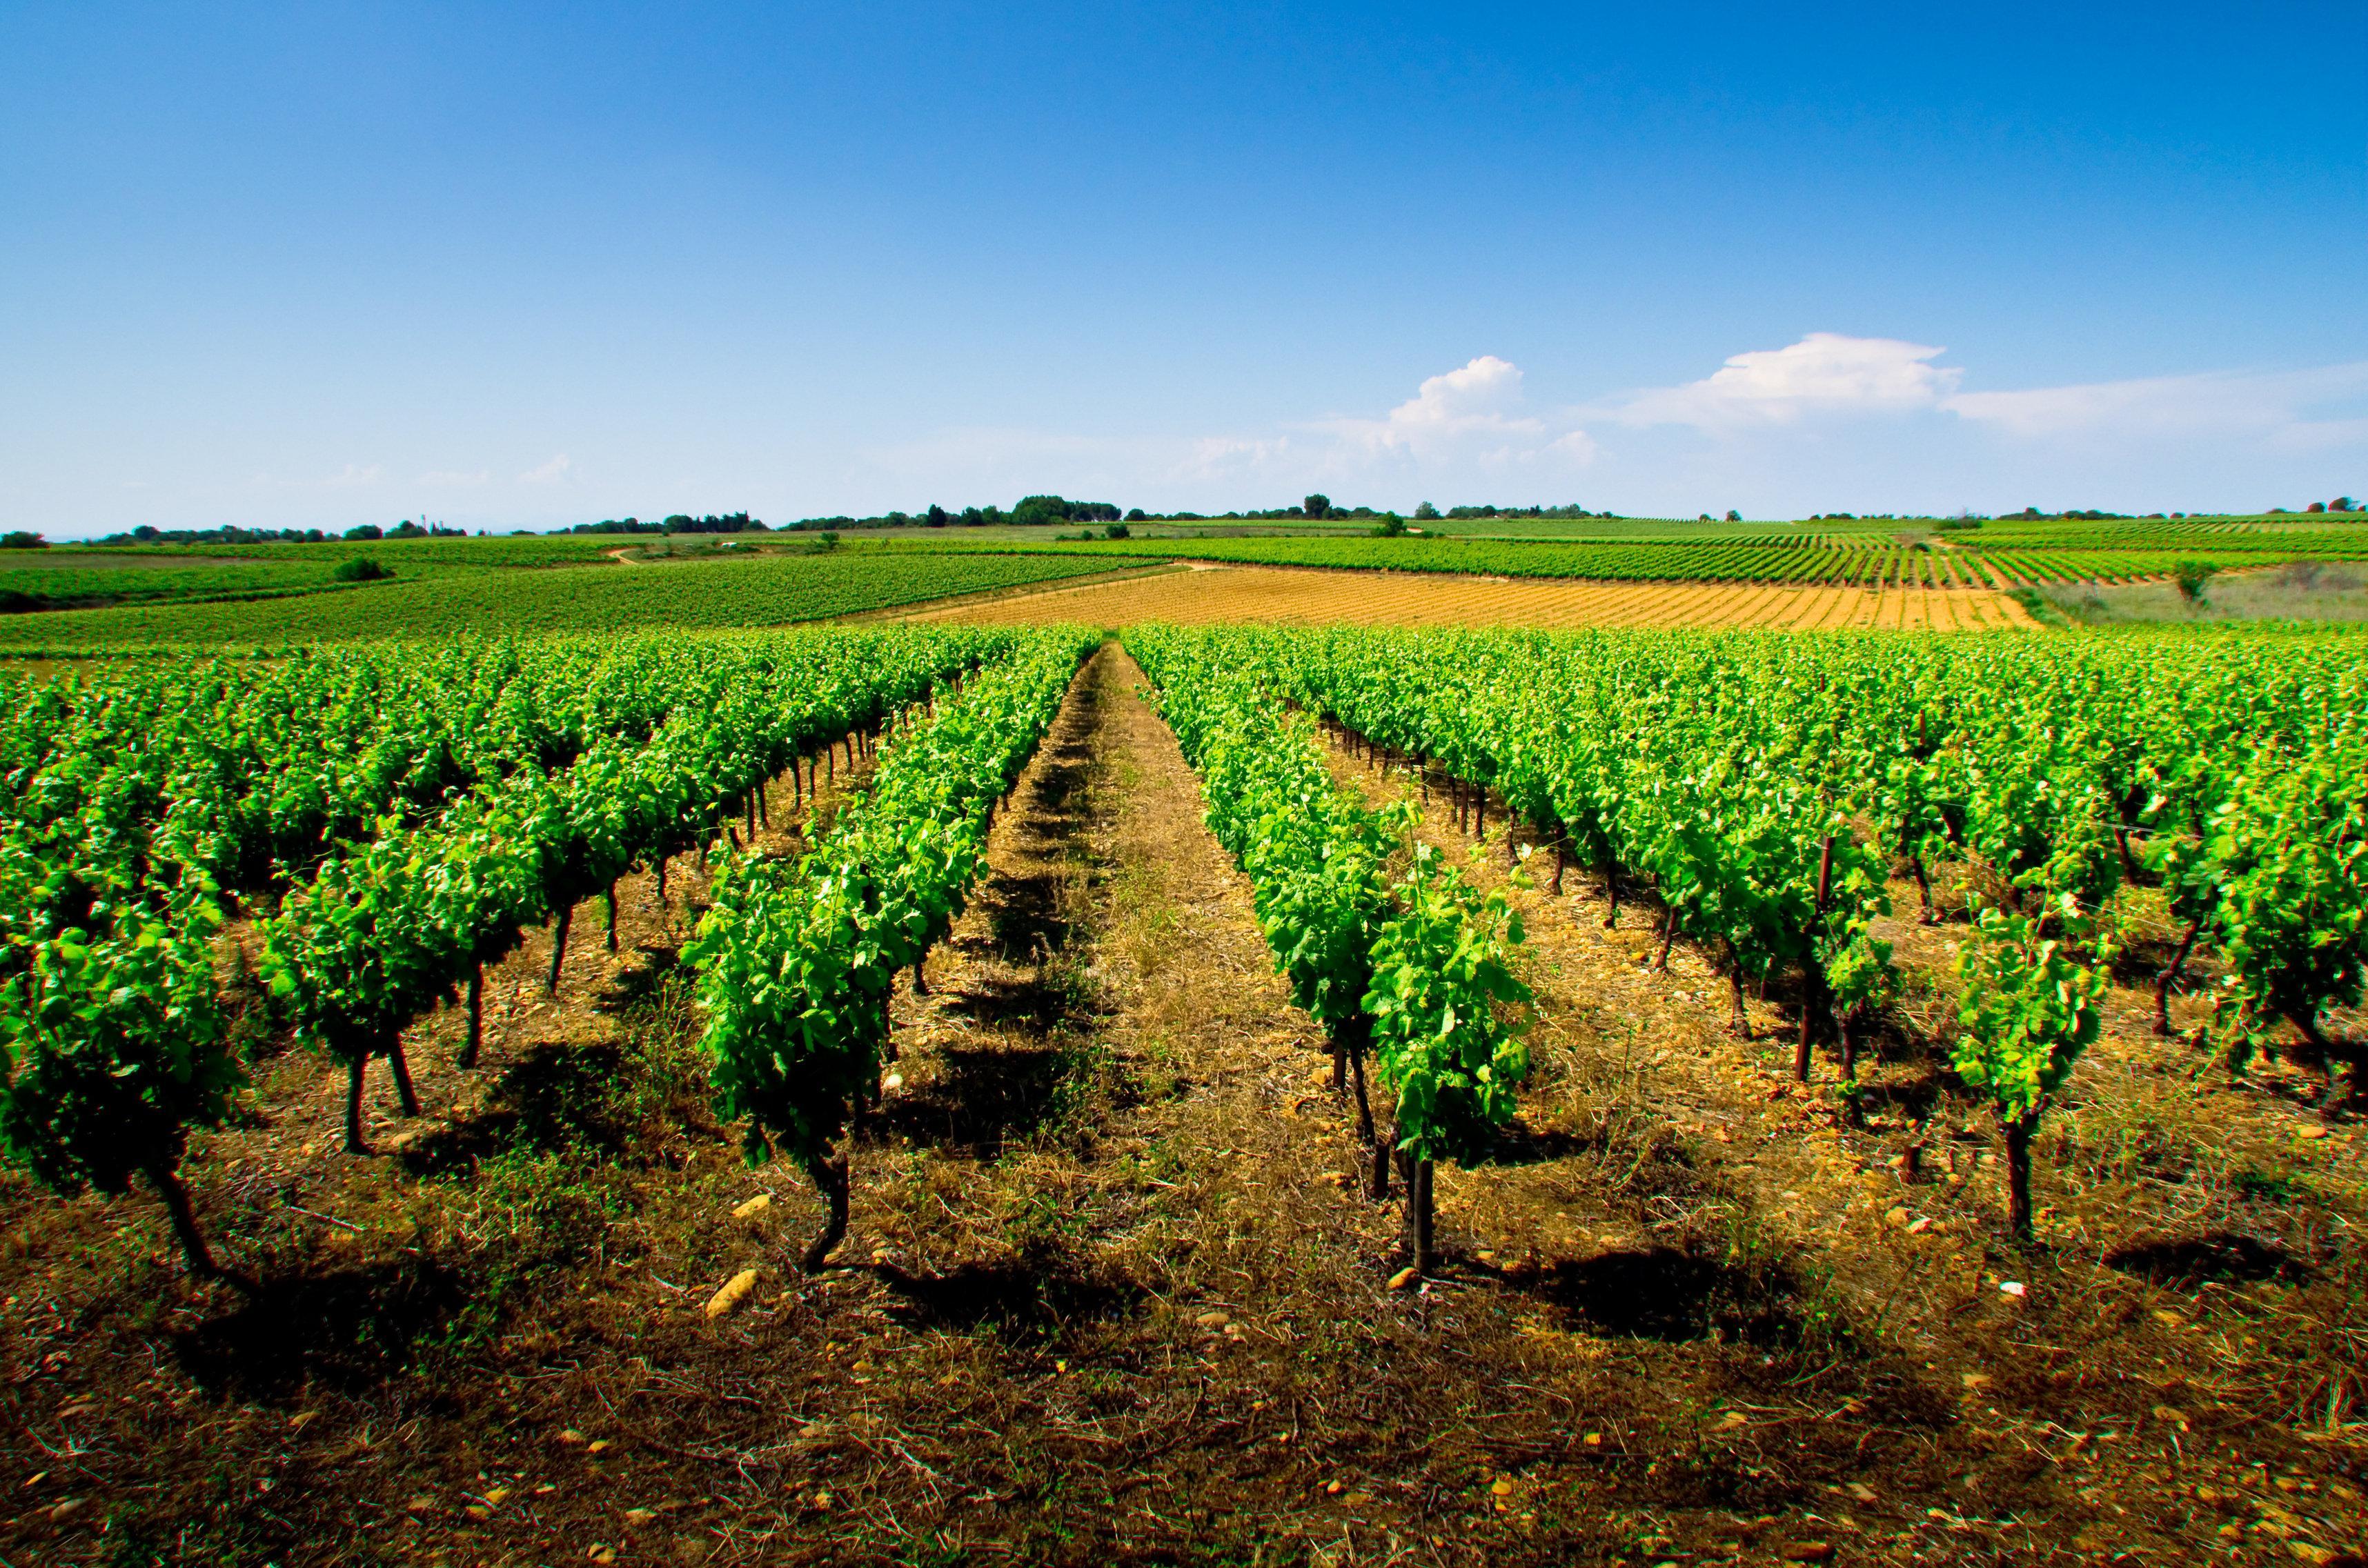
top-left (904, 562), bottom-right (2039, 630)
top-left (1310, 717), bottom-right (2368, 1567)
top-left (8, 642), bottom-right (2365, 1567)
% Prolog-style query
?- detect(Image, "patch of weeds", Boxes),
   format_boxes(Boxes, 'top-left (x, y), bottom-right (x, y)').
top-left (2233, 1165), bottom-right (2307, 1204)
top-left (2011, 586), bottom-right (2073, 628)
top-left (1648, 1442), bottom-right (1799, 1512)
top-left (1036, 1033), bottom-right (1132, 1147)
top-left (611, 973), bottom-right (713, 1131)
top-left (1000, 1187), bottom-right (1091, 1252)
top-left (428, 1145), bottom-right (629, 1348)
top-left (2061, 1109), bottom-right (2199, 1189)
top-left (407, 977), bottom-right (710, 1178)
top-left (97, 1493), bottom-right (306, 1568)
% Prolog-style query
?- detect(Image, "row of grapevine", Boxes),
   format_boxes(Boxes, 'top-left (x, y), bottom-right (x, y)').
top-left (0, 551), bottom-right (1127, 655)
top-left (684, 627), bottom-right (1099, 1270)
top-left (0, 637), bottom-right (777, 915)
top-left (0, 627), bottom-right (1017, 1280)
top-left (1254, 625), bottom-right (2368, 1237)
top-left (1127, 626), bottom-right (1530, 1273)
top-left (259, 632), bottom-right (1000, 1153)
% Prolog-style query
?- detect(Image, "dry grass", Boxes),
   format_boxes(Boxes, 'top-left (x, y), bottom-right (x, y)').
top-left (5, 643), bottom-right (2362, 1568)
top-left (1314, 722), bottom-right (2368, 1565)
top-left (905, 562), bottom-right (2039, 631)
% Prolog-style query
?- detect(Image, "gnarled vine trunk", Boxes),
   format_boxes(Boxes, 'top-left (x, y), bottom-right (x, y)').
top-left (802, 1153), bottom-right (851, 1273)
top-left (2004, 1111), bottom-right (2038, 1242)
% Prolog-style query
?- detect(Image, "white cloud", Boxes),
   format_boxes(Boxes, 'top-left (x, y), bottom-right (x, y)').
top-left (856, 357), bottom-right (1597, 500)
top-left (1548, 428), bottom-right (1600, 464)
top-left (1325, 355), bottom-right (1557, 455)
top-left (325, 462), bottom-right (384, 488)
top-left (1610, 333), bottom-right (1962, 428)
top-left (1944, 361), bottom-right (2368, 447)
top-left (517, 453), bottom-right (573, 484)
top-left (839, 341), bottom-right (2360, 518)
top-left (418, 468), bottom-right (491, 487)
top-left (1385, 355), bottom-right (1532, 432)
top-left (1607, 335), bottom-right (2368, 457)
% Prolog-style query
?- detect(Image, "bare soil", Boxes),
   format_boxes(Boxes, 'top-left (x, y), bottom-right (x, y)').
top-left (903, 564), bottom-right (2037, 631)
top-left (3, 642), bottom-right (2362, 1567)
top-left (1312, 717), bottom-right (2368, 1566)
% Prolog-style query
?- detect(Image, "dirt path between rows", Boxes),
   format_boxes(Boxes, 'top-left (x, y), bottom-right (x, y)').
top-left (8, 644), bottom-right (2363, 1566)
top-left (1312, 722), bottom-right (2368, 1564)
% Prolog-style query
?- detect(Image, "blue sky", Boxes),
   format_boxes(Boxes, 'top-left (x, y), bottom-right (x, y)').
top-left (4, 2), bottom-right (2362, 536)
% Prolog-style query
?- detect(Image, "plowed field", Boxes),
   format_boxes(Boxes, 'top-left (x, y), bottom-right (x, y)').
top-left (905, 562), bottom-right (2038, 629)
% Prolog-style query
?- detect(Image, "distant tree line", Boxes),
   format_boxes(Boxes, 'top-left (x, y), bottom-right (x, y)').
top-left (1420, 502), bottom-right (1621, 521)
top-left (781, 496), bottom-right (1122, 531)
top-left (92, 521), bottom-right (467, 546)
top-left (569, 513), bottom-right (765, 536)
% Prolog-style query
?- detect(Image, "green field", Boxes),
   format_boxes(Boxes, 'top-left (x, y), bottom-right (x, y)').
top-left (9, 510), bottom-right (2368, 648)
top-left (0, 548), bottom-right (1135, 652)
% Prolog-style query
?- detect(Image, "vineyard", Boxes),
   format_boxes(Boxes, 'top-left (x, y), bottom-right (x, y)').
top-left (1007, 524), bottom-right (2368, 591)
top-left (3, 622), bottom-right (2367, 1565)
top-left (0, 550), bottom-right (1135, 652)
top-left (914, 562), bottom-right (2035, 630)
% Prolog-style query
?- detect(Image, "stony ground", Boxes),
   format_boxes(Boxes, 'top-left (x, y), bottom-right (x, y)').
top-left (1, 642), bottom-right (2362, 1567)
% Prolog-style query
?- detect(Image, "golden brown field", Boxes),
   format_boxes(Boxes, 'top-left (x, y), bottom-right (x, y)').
top-left (904, 562), bottom-right (2040, 629)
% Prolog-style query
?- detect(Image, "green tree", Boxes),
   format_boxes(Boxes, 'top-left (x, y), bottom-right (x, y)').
top-left (1413, 502), bottom-right (1441, 520)
top-left (1303, 494), bottom-right (1332, 519)
top-left (1012, 495), bottom-right (1071, 526)
top-left (0, 530), bottom-right (44, 550)
top-left (2173, 560), bottom-right (2216, 608)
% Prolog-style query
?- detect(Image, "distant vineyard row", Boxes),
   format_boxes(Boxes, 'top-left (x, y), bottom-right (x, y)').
top-left (1018, 533), bottom-right (2368, 587)
top-left (0, 551), bottom-right (1132, 652)
top-left (1172, 622), bottom-right (2368, 1238)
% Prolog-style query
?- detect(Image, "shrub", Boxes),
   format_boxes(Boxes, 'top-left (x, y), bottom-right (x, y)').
top-left (2173, 560), bottom-right (2216, 608)
top-left (0, 530), bottom-right (45, 550)
top-left (333, 556), bottom-right (390, 583)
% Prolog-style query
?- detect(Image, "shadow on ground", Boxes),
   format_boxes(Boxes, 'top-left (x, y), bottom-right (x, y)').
top-left (172, 1258), bottom-right (473, 1398)
top-left (869, 1242), bottom-right (1141, 1343)
top-left (1523, 1246), bottom-right (1806, 1347)
top-left (400, 1041), bottom-right (630, 1175)
top-left (874, 1043), bottom-right (1080, 1155)
top-left (2105, 1230), bottom-right (2306, 1287)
